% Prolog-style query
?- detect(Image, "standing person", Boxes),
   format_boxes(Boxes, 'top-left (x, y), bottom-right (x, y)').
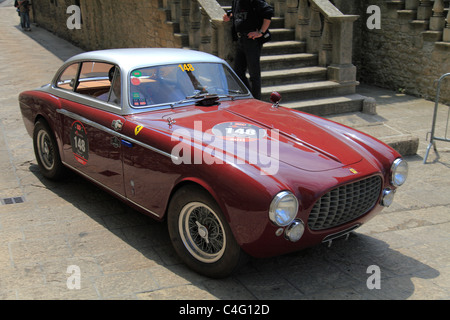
top-left (15, 0), bottom-right (31, 31)
top-left (223, 0), bottom-right (273, 100)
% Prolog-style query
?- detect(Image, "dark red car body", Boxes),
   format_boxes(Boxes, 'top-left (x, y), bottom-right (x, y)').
top-left (19, 48), bottom-right (405, 277)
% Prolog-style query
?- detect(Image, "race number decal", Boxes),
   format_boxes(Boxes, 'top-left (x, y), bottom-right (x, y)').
top-left (212, 122), bottom-right (267, 142)
top-left (70, 121), bottom-right (89, 165)
top-left (178, 64), bottom-right (195, 72)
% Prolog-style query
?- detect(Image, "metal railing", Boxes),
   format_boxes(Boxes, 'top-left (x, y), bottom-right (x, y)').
top-left (423, 73), bottom-right (450, 163)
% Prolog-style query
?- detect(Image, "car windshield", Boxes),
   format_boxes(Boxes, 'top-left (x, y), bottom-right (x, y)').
top-left (129, 62), bottom-right (249, 108)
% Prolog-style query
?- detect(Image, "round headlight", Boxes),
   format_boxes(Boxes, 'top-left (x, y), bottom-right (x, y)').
top-left (269, 191), bottom-right (299, 227)
top-left (391, 158), bottom-right (408, 187)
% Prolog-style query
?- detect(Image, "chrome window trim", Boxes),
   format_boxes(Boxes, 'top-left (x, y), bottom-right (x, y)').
top-left (48, 86), bottom-right (123, 114)
top-left (127, 62), bottom-right (251, 110)
top-left (47, 49), bottom-right (252, 116)
top-left (57, 108), bottom-right (179, 162)
top-left (50, 59), bottom-right (125, 115)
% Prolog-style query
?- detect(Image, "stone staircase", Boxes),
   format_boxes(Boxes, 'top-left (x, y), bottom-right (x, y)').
top-left (258, 16), bottom-right (366, 116)
top-left (169, 0), bottom-right (367, 117)
top-left (387, 0), bottom-right (450, 46)
top-left (162, 0), bottom-right (419, 156)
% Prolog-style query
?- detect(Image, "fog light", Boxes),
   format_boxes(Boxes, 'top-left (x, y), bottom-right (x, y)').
top-left (381, 188), bottom-right (395, 207)
top-left (285, 219), bottom-right (305, 242)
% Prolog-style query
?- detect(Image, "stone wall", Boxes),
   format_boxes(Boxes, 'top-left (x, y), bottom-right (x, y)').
top-left (29, 0), bottom-right (449, 104)
top-left (31, 0), bottom-right (181, 51)
top-left (354, 0), bottom-right (450, 104)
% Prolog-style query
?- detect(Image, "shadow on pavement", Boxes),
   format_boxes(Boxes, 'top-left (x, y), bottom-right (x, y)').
top-left (27, 162), bottom-right (440, 300)
top-left (13, 24), bottom-right (84, 63)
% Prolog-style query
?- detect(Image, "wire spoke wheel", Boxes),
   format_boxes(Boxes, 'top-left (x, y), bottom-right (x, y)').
top-left (179, 202), bottom-right (226, 263)
top-left (168, 186), bottom-right (245, 278)
top-left (33, 120), bottom-right (65, 180)
top-left (36, 130), bottom-right (55, 171)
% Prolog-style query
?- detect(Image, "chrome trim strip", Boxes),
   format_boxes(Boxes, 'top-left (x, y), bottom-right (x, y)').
top-left (62, 161), bottom-right (161, 218)
top-left (57, 108), bottom-right (178, 161)
top-left (321, 224), bottom-right (361, 243)
top-left (44, 85), bottom-right (124, 115)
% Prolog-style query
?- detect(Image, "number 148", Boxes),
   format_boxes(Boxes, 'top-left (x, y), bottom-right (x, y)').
top-left (178, 64), bottom-right (195, 72)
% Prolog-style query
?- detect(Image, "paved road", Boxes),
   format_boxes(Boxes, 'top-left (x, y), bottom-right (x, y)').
top-left (0, 5), bottom-right (449, 300)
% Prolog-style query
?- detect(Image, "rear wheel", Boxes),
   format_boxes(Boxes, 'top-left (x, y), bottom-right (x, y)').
top-left (167, 186), bottom-right (244, 278)
top-left (33, 120), bottom-right (65, 180)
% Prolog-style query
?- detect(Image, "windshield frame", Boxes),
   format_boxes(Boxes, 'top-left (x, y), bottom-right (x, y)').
top-left (127, 62), bottom-right (251, 110)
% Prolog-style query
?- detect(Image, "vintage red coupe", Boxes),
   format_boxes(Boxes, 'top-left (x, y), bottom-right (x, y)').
top-left (19, 48), bottom-right (408, 278)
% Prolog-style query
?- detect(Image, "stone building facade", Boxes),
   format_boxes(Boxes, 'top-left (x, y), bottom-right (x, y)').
top-left (31, 0), bottom-right (183, 49)
top-left (356, 0), bottom-right (449, 104)
top-left (29, 0), bottom-right (449, 104)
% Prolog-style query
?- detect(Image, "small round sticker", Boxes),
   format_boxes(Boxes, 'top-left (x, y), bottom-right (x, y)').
top-left (131, 77), bottom-right (141, 85)
top-left (70, 121), bottom-right (89, 165)
top-left (212, 122), bottom-right (267, 142)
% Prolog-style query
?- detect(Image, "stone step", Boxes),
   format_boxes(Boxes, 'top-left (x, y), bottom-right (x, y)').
top-left (261, 80), bottom-right (358, 102)
top-left (280, 94), bottom-right (366, 116)
top-left (260, 53), bottom-right (318, 71)
top-left (269, 28), bottom-right (295, 42)
top-left (260, 66), bottom-right (327, 86)
top-left (325, 111), bottom-right (419, 156)
top-left (262, 40), bottom-right (306, 55)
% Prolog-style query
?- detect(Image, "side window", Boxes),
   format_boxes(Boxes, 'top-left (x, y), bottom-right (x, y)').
top-left (75, 62), bottom-right (120, 105)
top-left (56, 63), bottom-right (79, 91)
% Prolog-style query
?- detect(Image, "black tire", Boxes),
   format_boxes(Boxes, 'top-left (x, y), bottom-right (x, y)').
top-left (167, 186), bottom-right (245, 278)
top-left (33, 120), bottom-right (65, 180)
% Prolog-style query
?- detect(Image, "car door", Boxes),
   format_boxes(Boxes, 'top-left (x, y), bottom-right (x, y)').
top-left (55, 61), bottom-right (126, 197)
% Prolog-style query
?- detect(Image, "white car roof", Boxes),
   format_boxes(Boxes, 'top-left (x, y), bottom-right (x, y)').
top-left (64, 48), bottom-right (226, 72)
top-left (46, 48), bottom-right (244, 116)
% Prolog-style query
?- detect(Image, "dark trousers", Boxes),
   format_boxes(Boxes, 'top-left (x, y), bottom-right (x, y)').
top-left (20, 11), bottom-right (30, 29)
top-left (234, 36), bottom-right (263, 100)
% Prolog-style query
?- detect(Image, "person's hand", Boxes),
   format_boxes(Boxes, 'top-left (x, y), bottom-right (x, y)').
top-left (247, 30), bottom-right (263, 40)
top-left (223, 13), bottom-right (231, 22)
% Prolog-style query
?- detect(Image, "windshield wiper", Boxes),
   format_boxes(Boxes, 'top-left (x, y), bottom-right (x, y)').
top-left (168, 90), bottom-right (243, 109)
top-left (185, 92), bottom-right (214, 99)
top-left (184, 92), bottom-right (219, 106)
top-left (167, 93), bottom-right (219, 108)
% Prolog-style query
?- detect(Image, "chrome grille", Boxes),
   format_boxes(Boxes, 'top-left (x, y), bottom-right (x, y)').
top-left (308, 176), bottom-right (382, 231)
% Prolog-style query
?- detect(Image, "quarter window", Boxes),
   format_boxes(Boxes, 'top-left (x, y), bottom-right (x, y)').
top-left (56, 63), bottom-right (79, 91)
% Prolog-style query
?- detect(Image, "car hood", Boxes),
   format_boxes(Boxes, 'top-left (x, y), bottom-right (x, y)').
top-left (129, 99), bottom-right (362, 172)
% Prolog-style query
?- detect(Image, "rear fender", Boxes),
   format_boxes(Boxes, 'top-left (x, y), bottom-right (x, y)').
top-left (19, 90), bottom-right (64, 158)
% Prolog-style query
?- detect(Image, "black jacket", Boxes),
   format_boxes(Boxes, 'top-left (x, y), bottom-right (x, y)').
top-left (231, 0), bottom-right (274, 36)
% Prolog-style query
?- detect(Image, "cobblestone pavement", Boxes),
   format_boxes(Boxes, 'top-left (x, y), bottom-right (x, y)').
top-left (0, 5), bottom-right (449, 300)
